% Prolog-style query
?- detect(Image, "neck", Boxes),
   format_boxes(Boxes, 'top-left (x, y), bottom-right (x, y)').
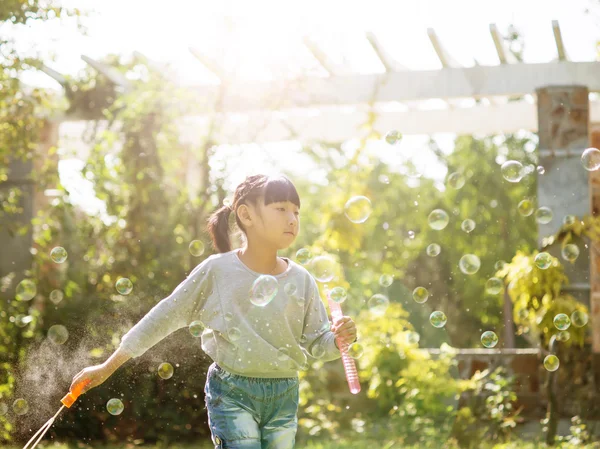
top-left (238, 241), bottom-right (280, 274)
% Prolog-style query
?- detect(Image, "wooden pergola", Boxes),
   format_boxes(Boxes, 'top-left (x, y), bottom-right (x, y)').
top-left (8, 21), bottom-right (600, 359)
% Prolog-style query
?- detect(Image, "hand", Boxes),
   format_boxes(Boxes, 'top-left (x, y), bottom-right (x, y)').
top-left (69, 363), bottom-right (113, 395)
top-left (331, 316), bottom-right (358, 348)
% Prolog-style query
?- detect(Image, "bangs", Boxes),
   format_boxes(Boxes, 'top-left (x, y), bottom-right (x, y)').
top-left (262, 176), bottom-right (301, 209)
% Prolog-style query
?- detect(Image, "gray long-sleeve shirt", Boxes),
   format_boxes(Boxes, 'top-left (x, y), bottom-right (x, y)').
top-left (119, 249), bottom-right (341, 378)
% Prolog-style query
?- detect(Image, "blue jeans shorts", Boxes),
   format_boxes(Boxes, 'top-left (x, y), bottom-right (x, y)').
top-left (204, 362), bottom-right (300, 449)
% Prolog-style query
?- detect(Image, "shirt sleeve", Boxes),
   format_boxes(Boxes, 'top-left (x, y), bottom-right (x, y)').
top-left (118, 257), bottom-right (213, 358)
top-left (300, 274), bottom-right (341, 362)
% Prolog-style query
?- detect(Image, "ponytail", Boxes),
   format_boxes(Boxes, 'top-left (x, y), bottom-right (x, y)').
top-left (206, 205), bottom-right (232, 253)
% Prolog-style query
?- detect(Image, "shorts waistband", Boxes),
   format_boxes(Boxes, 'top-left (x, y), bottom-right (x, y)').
top-left (213, 363), bottom-right (298, 382)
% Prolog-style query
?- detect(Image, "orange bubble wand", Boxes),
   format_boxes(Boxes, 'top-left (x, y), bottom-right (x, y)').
top-left (22, 379), bottom-right (90, 449)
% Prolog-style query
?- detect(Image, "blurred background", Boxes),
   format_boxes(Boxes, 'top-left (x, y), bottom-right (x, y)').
top-left (3, 0), bottom-right (600, 448)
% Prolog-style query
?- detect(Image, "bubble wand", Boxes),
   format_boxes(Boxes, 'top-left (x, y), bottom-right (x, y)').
top-left (326, 289), bottom-right (361, 394)
top-left (22, 379), bottom-right (90, 449)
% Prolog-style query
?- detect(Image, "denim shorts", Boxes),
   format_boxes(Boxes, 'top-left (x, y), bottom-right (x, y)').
top-left (204, 362), bottom-right (300, 449)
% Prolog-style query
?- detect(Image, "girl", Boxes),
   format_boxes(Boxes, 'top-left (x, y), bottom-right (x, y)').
top-left (69, 174), bottom-right (358, 449)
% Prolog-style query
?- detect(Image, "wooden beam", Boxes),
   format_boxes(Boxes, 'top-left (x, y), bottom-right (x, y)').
top-left (427, 27), bottom-right (459, 68)
top-left (552, 20), bottom-right (568, 61)
top-left (81, 55), bottom-right (131, 89)
top-left (40, 64), bottom-right (68, 86)
top-left (365, 31), bottom-right (407, 72)
top-left (189, 47), bottom-right (225, 81)
top-left (181, 61), bottom-right (600, 113)
top-left (302, 36), bottom-right (343, 76)
top-left (489, 24), bottom-right (518, 64)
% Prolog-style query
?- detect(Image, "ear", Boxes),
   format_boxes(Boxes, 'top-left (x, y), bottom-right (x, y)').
top-left (237, 204), bottom-right (253, 228)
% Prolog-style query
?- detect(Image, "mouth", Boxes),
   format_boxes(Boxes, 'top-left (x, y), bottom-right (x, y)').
top-left (285, 232), bottom-right (295, 236)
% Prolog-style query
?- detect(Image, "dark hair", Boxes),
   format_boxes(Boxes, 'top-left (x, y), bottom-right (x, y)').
top-left (206, 174), bottom-right (301, 253)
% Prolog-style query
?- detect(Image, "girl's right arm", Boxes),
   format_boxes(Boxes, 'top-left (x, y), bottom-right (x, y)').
top-left (69, 346), bottom-right (133, 394)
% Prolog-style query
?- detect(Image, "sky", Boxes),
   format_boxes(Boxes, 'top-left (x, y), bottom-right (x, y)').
top-left (7, 0), bottom-right (600, 218)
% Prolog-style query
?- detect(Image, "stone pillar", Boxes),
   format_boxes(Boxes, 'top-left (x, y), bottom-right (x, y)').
top-left (536, 86), bottom-right (593, 348)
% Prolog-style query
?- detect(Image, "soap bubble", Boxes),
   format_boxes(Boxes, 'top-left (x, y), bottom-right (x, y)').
top-left (311, 342), bottom-right (326, 358)
top-left (534, 252), bottom-right (553, 270)
top-left (501, 160), bottom-right (524, 182)
top-left (447, 172), bottom-right (465, 189)
top-left (385, 130), bottom-right (402, 145)
top-left (50, 246), bottom-right (68, 263)
top-left (485, 277), bottom-right (503, 295)
top-left (228, 327), bottom-right (241, 342)
top-left (459, 254), bottom-right (481, 275)
top-left (518, 199), bottom-right (534, 217)
top-left (537, 165), bottom-right (545, 175)
top-left (368, 294), bottom-right (390, 316)
top-left (429, 311), bottom-right (447, 328)
top-left (48, 325), bottom-right (69, 345)
top-left (553, 314), bottom-right (571, 331)
top-left (428, 209), bottom-right (449, 230)
top-left (107, 398), bottom-right (124, 415)
top-left (311, 255), bottom-right (337, 283)
top-left (295, 248), bottom-right (312, 265)
top-left (188, 320), bottom-right (205, 337)
top-left (250, 275), bottom-right (278, 306)
top-left (344, 196), bottom-right (372, 223)
top-left (0, 402), bottom-right (7, 416)
top-left (49, 289), bottom-right (64, 305)
top-left (158, 362), bottom-right (174, 379)
top-left (581, 148), bottom-right (600, 171)
top-left (412, 287), bottom-right (429, 304)
top-left (494, 260), bottom-right (507, 271)
top-left (188, 240), bottom-right (205, 257)
top-left (556, 331), bottom-right (571, 342)
top-left (13, 399), bottom-right (29, 415)
top-left (563, 215), bottom-right (576, 226)
top-left (543, 355), bottom-right (560, 372)
top-left (284, 283), bottom-right (297, 296)
top-left (224, 312), bottom-right (233, 321)
top-left (379, 274), bottom-right (394, 287)
top-left (571, 310), bottom-right (589, 328)
top-left (406, 331), bottom-right (420, 345)
top-left (480, 331), bottom-right (499, 348)
top-left (535, 207), bottom-right (553, 224)
top-left (16, 279), bottom-right (36, 302)
top-left (115, 278), bottom-right (133, 295)
top-left (329, 287), bottom-right (347, 304)
top-left (561, 244), bottom-right (580, 263)
top-left (461, 219), bottom-right (476, 233)
top-left (277, 347), bottom-right (290, 361)
top-left (426, 243), bottom-right (441, 257)
top-left (347, 343), bottom-right (364, 359)
top-left (15, 314), bottom-right (33, 328)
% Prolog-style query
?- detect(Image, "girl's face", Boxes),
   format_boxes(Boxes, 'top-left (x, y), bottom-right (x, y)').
top-left (256, 199), bottom-right (300, 250)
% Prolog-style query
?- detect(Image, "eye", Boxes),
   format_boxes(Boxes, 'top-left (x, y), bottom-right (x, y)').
top-left (277, 207), bottom-right (285, 211)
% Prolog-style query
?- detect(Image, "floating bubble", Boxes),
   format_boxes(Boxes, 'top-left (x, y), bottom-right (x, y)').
top-left (49, 289), bottom-right (64, 305)
top-left (224, 312), bottom-right (233, 322)
top-left (277, 347), bottom-right (290, 361)
top-left (406, 331), bottom-right (420, 345)
top-left (228, 327), bottom-right (241, 342)
top-left (368, 294), bottom-right (390, 316)
top-left (412, 287), bottom-right (429, 304)
top-left (429, 311), bottom-right (447, 328)
top-left (571, 310), bottom-right (589, 328)
top-left (379, 274), bottom-right (394, 288)
top-left (485, 277), bottom-right (503, 295)
top-left (284, 283), bottom-right (297, 296)
top-left (494, 260), bottom-right (507, 271)
top-left (428, 209), bottom-right (449, 230)
top-left (561, 244), bottom-right (580, 263)
top-left (535, 207), bottom-right (553, 225)
top-left (581, 147), bottom-right (600, 171)
top-left (426, 243), bottom-right (441, 257)
top-left (188, 320), bottom-right (205, 337)
top-left (534, 252), bottom-right (553, 270)
top-left (295, 248), bottom-right (312, 265)
top-left (13, 399), bottom-right (29, 415)
top-left (537, 166), bottom-right (545, 175)
top-left (48, 325), bottom-right (69, 345)
top-left (461, 219), bottom-right (476, 233)
top-left (518, 199), bottom-right (535, 217)
top-left (344, 196), bottom-right (372, 223)
top-left (299, 334), bottom-right (308, 344)
top-left (563, 215), bottom-right (577, 226)
top-left (553, 313), bottom-right (571, 331)
top-left (556, 331), bottom-right (571, 342)
top-left (347, 343), bottom-right (364, 359)
top-left (50, 246), bottom-right (68, 263)
top-left (385, 130), bottom-right (402, 145)
top-left (15, 314), bottom-right (33, 328)
top-left (329, 287), bottom-right (347, 304)
top-left (158, 362), bottom-right (174, 379)
top-left (480, 331), bottom-right (499, 348)
top-left (188, 240), bottom-right (205, 257)
top-left (0, 402), bottom-right (7, 416)
top-left (501, 160), bottom-right (524, 182)
top-left (459, 254), bottom-right (481, 275)
top-left (311, 342), bottom-right (326, 358)
top-left (311, 255), bottom-right (337, 283)
top-left (115, 278), bottom-right (133, 295)
top-left (107, 398), bottom-right (124, 415)
top-left (447, 172), bottom-right (466, 189)
top-left (543, 355), bottom-right (560, 372)
top-left (16, 279), bottom-right (36, 302)
top-left (250, 275), bottom-right (278, 306)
